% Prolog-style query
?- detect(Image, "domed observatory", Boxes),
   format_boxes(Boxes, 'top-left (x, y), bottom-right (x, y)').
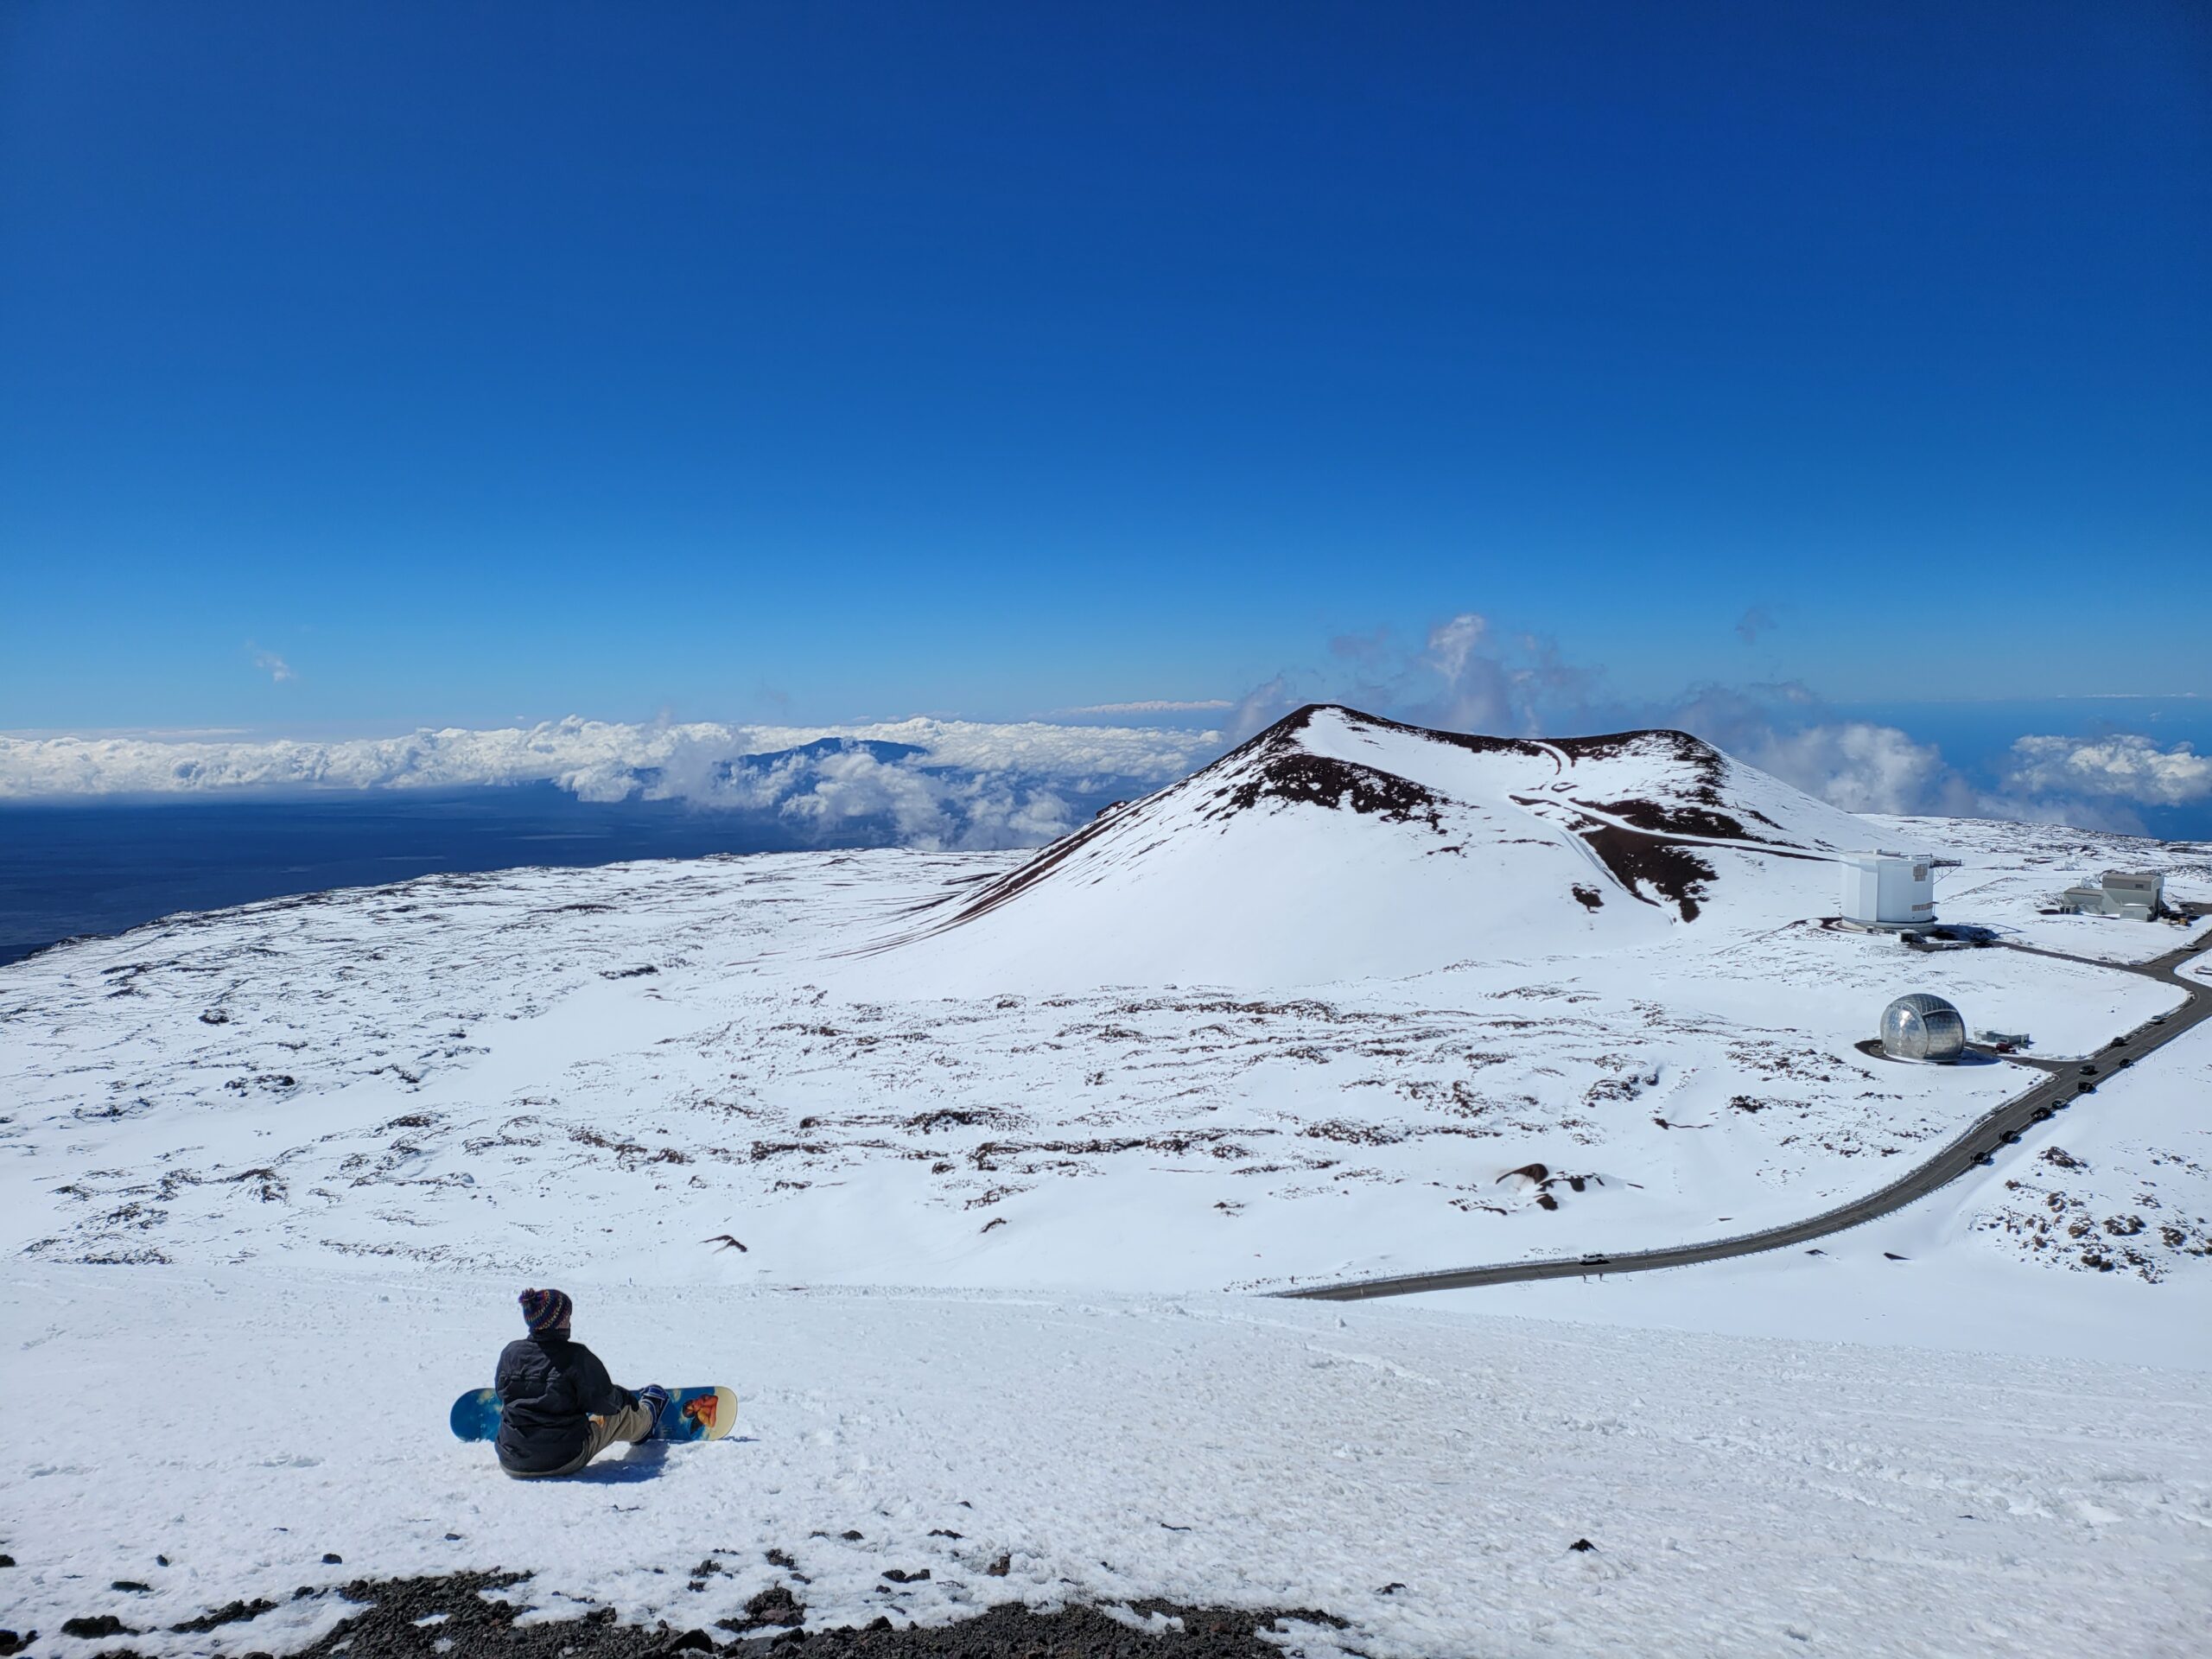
top-left (1879, 994), bottom-right (1967, 1063)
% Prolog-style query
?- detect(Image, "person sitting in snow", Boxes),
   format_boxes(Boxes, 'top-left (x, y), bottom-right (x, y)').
top-left (495, 1287), bottom-right (671, 1478)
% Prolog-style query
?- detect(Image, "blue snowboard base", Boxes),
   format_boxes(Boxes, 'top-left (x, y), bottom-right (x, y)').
top-left (449, 1385), bottom-right (737, 1445)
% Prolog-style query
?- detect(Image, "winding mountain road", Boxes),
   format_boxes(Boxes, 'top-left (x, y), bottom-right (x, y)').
top-left (1280, 925), bottom-right (2212, 1302)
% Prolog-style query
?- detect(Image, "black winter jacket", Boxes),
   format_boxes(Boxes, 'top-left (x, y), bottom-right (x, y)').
top-left (495, 1333), bottom-right (637, 1472)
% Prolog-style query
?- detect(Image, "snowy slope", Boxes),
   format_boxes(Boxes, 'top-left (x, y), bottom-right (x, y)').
top-left (5, 709), bottom-right (2212, 1654)
top-left (0, 713), bottom-right (2203, 1299)
top-left (2, 852), bottom-right (2188, 1294)
top-left (862, 704), bottom-right (1874, 991)
top-left (3, 1267), bottom-right (2209, 1659)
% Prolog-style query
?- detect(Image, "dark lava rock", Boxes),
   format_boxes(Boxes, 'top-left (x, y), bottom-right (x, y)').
top-left (720, 1583), bottom-right (805, 1631)
top-left (172, 1598), bottom-right (278, 1633)
top-left (62, 1615), bottom-right (136, 1638)
top-left (111, 1580), bottom-right (152, 1592)
top-left (322, 1552), bottom-right (344, 1564)
top-left (840, 1531), bottom-right (864, 1542)
top-left (1568, 1538), bottom-right (1599, 1553)
top-left (985, 1554), bottom-right (1012, 1577)
top-left (0, 1633), bottom-right (32, 1657)
top-left (742, 1601), bottom-right (1341, 1656)
top-left (880, 1568), bottom-right (930, 1584)
top-left (0, 1555), bottom-right (13, 1568)
top-left (175, 1568), bottom-right (1333, 1659)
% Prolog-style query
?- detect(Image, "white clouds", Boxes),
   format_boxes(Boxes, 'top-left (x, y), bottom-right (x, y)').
top-left (10, 664), bottom-right (2206, 863)
top-left (1644, 683), bottom-right (1973, 818)
top-left (251, 650), bottom-right (296, 684)
top-left (1736, 721), bottom-right (1970, 817)
top-left (2001, 734), bottom-right (2212, 807)
top-left (1411, 612), bottom-right (1519, 733)
top-left (0, 715), bottom-right (1213, 799)
top-left (1224, 675), bottom-right (1307, 742)
top-left (0, 715), bottom-right (1221, 851)
top-left (1230, 610), bottom-right (1603, 743)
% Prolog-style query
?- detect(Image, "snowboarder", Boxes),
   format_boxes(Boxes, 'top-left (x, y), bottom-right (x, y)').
top-left (494, 1287), bottom-right (671, 1478)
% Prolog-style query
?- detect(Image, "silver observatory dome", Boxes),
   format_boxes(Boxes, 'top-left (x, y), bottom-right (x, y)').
top-left (1879, 993), bottom-right (1967, 1063)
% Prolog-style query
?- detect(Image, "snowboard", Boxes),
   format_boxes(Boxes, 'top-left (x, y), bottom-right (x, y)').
top-left (449, 1386), bottom-right (738, 1445)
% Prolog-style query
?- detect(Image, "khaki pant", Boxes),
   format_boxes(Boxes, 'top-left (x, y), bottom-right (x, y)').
top-left (505, 1399), bottom-right (657, 1478)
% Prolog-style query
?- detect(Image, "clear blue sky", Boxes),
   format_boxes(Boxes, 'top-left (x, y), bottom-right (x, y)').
top-left (3, 1), bottom-right (2205, 731)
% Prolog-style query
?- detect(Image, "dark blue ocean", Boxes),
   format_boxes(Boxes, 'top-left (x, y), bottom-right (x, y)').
top-left (0, 786), bottom-right (836, 967)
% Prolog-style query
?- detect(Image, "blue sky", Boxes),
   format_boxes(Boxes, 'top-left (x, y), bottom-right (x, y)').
top-left (2, 1), bottom-right (2206, 735)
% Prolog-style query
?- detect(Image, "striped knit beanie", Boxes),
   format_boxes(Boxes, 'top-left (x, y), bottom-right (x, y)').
top-left (519, 1287), bottom-right (572, 1334)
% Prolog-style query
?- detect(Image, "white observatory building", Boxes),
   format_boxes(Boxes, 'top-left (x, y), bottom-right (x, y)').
top-left (2056, 870), bottom-right (2164, 921)
top-left (1840, 851), bottom-right (1940, 929)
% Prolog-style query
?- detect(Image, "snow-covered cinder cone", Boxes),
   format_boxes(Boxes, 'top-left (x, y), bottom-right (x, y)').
top-left (857, 703), bottom-right (1868, 991)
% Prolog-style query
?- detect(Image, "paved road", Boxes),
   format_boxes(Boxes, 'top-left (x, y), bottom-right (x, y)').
top-left (1279, 927), bottom-right (2212, 1303)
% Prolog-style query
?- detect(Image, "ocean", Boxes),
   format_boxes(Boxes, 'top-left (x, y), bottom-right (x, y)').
top-left (0, 786), bottom-right (828, 967)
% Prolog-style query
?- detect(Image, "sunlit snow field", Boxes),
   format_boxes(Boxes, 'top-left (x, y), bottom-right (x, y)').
top-left (5, 712), bottom-right (2210, 1655)
top-left (10, 1268), bottom-right (2211, 1659)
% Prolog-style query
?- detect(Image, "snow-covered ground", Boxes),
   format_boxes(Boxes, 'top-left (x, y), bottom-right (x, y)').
top-left (4, 715), bottom-right (2204, 1294)
top-left (5, 706), bottom-right (2210, 1654)
top-left (1463, 1015), bottom-right (2212, 1372)
top-left (6, 1268), bottom-right (2210, 1659)
top-left (0, 847), bottom-right (2192, 1291)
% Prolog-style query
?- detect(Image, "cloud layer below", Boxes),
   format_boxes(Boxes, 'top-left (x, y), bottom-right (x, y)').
top-left (0, 718), bottom-right (1223, 853)
top-left (2003, 734), bottom-right (2212, 808)
top-left (6, 632), bottom-right (2205, 849)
